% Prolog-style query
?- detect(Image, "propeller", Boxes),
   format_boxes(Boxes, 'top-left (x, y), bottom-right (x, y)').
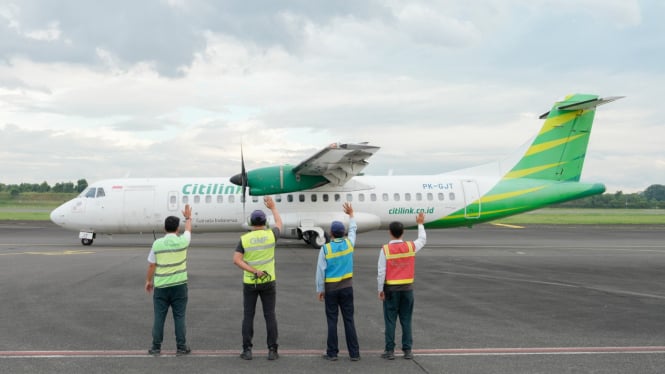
top-left (240, 144), bottom-right (248, 216)
top-left (230, 143), bottom-right (250, 217)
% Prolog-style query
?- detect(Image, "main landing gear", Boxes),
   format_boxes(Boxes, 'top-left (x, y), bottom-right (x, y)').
top-left (302, 229), bottom-right (329, 249)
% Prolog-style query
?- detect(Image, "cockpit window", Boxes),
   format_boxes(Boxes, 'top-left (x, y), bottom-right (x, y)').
top-left (84, 188), bottom-right (97, 198)
top-left (96, 188), bottom-right (105, 198)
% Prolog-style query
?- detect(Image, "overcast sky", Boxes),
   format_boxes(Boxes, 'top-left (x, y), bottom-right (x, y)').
top-left (1, 0), bottom-right (663, 192)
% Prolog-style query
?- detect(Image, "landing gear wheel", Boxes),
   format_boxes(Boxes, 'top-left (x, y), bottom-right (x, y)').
top-left (81, 238), bottom-right (94, 246)
top-left (305, 231), bottom-right (329, 249)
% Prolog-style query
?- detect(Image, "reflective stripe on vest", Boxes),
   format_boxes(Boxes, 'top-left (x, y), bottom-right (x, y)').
top-left (383, 241), bottom-right (415, 285)
top-left (241, 229), bottom-right (276, 284)
top-left (153, 235), bottom-right (189, 288)
top-left (323, 238), bottom-right (354, 283)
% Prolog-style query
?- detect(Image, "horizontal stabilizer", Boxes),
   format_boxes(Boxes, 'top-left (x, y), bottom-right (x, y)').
top-left (539, 96), bottom-right (624, 119)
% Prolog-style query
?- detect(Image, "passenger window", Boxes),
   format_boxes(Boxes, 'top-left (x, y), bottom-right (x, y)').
top-left (299, 194), bottom-right (305, 202)
top-left (194, 195), bottom-right (201, 204)
top-left (346, 193), bottom-right (353, 202)
top-left (449, 192), bottom-right (455, 200)
top-left (394, 193), bottom-right (400, 202)
top-left (438, 193), bottom-right (444, 201)
top-left (252, 196), bottom-right (259, 203)
top-left (85, 188), bottom-right (96, 198)
top-left (311, 194), bottom-right (317, 202)
top-left (334, 194), bottom-right (341, 202)
top-left (382, 193), bottom-right (389, 201)
top-left (370, 193), bottom-right (377, 202)
top-left (323, 194), bottom-right (329, 202)
top-left (171, 195), bottom-right (177, 205)
top-left (205, 195), bottom-right (212, 203)
top-left (416, 193), bottom-right (422, 201)
top-left (217, 195), bottom-right (223, 203)
top-left (287, 194), bottom-right (293, 203)
top-left (358, 194), bottom-right (365, 202)
top-left (228, 195), bottom-right (235, 203)
top-left (427, 193), bottom-right (433, 201)
top-left (183, 196), bottom-right (189, 204)
top-left (275, 195), bottom-right (282, 203)
top-left (96, 188), bottom-right (105, 198)
top-left (405, 193), bottom-right (411, 201)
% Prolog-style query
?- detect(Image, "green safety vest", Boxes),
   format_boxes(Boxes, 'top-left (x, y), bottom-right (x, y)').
top-left (241, 229), bottom-right (277, 284)
top-left (153, 234), bottom-right (189, 288)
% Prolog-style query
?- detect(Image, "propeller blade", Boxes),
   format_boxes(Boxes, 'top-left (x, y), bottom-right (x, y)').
top-left (240, 144), bottom-right (247, 216)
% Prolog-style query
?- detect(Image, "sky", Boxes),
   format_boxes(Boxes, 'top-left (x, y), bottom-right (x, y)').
top-left (0, 0), bottom-right (663, 193)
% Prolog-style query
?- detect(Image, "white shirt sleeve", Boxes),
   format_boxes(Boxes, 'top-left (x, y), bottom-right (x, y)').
top-left (315, 247), bottom-right (327, 293)
top-left (414, 224), bottom-right (426, 253)
top-left (377, 248), bottom-right (386, 291)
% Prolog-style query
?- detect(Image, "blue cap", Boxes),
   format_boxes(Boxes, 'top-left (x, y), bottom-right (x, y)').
top-left (250, 210), bottom-right (267, 226)
top-left (330, 221), bottom-right (345, 237)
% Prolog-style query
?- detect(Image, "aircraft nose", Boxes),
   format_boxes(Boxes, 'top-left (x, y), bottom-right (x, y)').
top-left (50, 204), bottom-right (65, 225)
top-left (230, 173), bottom-right (242, 186)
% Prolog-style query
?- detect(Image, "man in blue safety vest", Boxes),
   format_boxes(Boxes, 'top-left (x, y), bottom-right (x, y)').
top-left (316, 202), bottom-right (360, 362)
top-left (233, 196), bottom-right (283, 361)
top-left (145, 204), bottom-right (193, 356)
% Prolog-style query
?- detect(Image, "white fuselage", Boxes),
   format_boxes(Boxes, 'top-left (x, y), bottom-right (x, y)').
top-left (50, 174), bottom-right (497, 239)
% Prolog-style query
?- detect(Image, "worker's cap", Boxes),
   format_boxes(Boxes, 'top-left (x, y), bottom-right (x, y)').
top-left (250, 210), bottom-right (267, 226)
top-left (330, 221), bottom-right (345, 237)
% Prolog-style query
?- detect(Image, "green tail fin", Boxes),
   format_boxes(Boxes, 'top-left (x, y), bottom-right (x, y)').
top-left (503, 94), bottom-right (622, 182)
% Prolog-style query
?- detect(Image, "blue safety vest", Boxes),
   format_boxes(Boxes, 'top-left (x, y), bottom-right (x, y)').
top-left (323, 238), bottom-right (354, 283)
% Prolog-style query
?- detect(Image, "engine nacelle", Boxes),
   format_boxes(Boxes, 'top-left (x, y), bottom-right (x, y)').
top-left (245, 165), bottom-right (329, 195)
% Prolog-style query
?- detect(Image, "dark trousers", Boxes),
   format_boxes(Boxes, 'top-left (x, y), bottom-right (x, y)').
top-left (324, 286), bottom-right (360, 358)
top-left (242, 281), bottom-right (278, 350)
top-left (382, 289), bottom-right (414, 352)
top-left (152, 283), bottom-right (188, 349)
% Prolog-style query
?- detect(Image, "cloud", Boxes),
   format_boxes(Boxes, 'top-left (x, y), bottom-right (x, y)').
top-left (0, 0), bottom-right (663, 194)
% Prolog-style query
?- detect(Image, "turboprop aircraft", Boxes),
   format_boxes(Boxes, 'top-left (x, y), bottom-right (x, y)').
top-left (50, 93), bottom-right (622, 247)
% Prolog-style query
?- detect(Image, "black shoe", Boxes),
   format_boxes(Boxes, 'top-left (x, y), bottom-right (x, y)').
top-left (240, 349), bottom-right (252, 360)
top-left (176, 345), bottom-right (191, 356)
top-left (268, 348), bottom-right (279, 360)
top-left (381, 350), bottom-right (395, 360)
top-left (350, 355), bottom-right (361, 361)
top-left (322, 354), bottom-right (338, 361)
top-left (403, 349), bottom-right (414, 359)
top-left (148, 348), bottom-right (161, 356)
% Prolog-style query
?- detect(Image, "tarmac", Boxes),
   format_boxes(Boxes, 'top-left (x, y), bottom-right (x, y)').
top-left (1, 221), bottom-right (664, 373)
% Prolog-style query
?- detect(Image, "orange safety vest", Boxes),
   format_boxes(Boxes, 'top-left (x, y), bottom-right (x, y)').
top-left (383, 241), bottom-right (416, 285)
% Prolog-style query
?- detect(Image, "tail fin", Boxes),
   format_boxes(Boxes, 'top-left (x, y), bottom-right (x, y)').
top-left (503, 94), bottom-right (623, 182)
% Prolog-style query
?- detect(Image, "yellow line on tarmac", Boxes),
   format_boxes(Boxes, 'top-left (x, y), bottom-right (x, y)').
top-left (490, 223), bottom-right (525, 229)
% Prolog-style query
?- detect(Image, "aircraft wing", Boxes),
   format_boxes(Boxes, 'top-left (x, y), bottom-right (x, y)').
top-left (292, 142), bottom-right (380, 185)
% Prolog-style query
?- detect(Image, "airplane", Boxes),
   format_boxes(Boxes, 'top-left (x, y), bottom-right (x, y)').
top-left (50, 93), bottom-right (623, 248)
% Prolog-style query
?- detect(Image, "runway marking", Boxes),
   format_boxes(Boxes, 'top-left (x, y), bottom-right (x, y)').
top-left (3, 346), bottom-right (665, 358)
top-left (490, 223), bottom-right (525, 229)
top-left (0, 249), bottom-right (95, 256)
top-left (443, 271), bottom-right (665, 300)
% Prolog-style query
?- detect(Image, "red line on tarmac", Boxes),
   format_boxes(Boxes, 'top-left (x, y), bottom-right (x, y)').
top-left (2, 347), bottom-right (665, 358)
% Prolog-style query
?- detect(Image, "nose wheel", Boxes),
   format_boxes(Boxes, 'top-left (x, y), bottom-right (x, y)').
top-left (81, 238), bottom-right (94, 246)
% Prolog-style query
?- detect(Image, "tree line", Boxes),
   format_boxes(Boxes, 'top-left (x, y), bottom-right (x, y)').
top-left (1, 180), bottom-right (664, 208)
top-left (555, 184), bottom-right (665, 209)
top-left (0, 179), bottom-right (89, 195)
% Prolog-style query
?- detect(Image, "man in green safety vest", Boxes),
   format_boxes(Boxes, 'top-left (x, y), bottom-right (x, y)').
top-left (233, 196), bottom-right (283, 361)
top-left (145, 204), bottom-right (193, 356)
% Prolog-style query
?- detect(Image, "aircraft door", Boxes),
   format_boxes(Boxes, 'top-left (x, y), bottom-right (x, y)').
top-left (462, 180), bottom-right (481, 219)
top-left (122, 187), bottom-right (157, 231)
